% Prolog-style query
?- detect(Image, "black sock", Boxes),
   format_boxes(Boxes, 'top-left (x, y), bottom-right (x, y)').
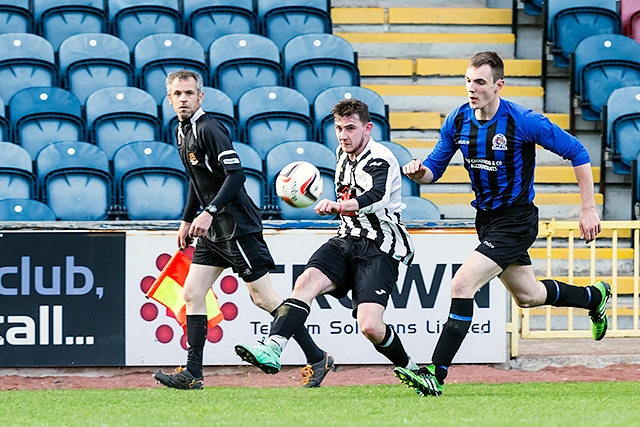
top-left (185, 314), bottom-right (207, 378)
top-left (270, 304), bottom-right (324, 364)
top-left (374, 325), bottom-right (410, 367)
top-left (431, 298), bottom-right (474, 384)
top-left (542, 279), bottom-right (601, 310)
top-left (270, 298), bottom-right (310, 340)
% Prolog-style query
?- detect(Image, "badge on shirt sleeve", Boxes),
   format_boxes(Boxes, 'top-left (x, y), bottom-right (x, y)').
top-left (188, 152), bottom-right (198, 165)
top-left (491, 134), bottom-right (508, 151)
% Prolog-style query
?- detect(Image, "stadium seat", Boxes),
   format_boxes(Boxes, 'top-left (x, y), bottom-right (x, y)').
top-left (0, 95), bottom-right (8, 141)
top-left (233, 142), bottom-right (267, 208)
top-left (283, 33), bottom-right (360, 103)
top-left (603, 86), bottom-right (640, 175)
top-left (209, 33), bottom-right (283, 104)
top-left (162, 86), bottom-right (238, 144)
top-left (0, 33), bottom-right (57, 103)
top-left (379, 141), bottom-right (420, 197)
top-left (0, 142), bottom-right (36, 200)
top-left (264, 140), bottom-right (336, 220)
top-left (314, 85), bottom-right (390, 151)
top-left (134, 33), bottom-right (208, 105)
top-left (108, 0), bottom-right (182, 51)
top-left (59, 33), bottom-right (133, 104)
top-left (400, 196), bottom-right (441, 221)
top-left (546, 0), bottom-right (620, 68)
top-left (0, 198), bottom-right (56, 221)
top-left (184, 0), bottom-right (257, 51)
top-left (621, 0), bottom-right (640, 43)
top-left (36, 141), bottom-right (113, 221)
top-left (237, 86), bottom-right (315, 159)
top-left (256, 0), bottom-right (332, 51)
top-left (0, 0), bottom-right (32, 34)
top-left (10, 87), bottom-right (84, 160)
top-left (112, 141), bottom-right (188, 220)
top-left (34, 0), bottom-right (107, 51)
top-left (572, 34), bottom-right (640, 121)
top-left (85, 86), bottom-right (162, 160)
top-left (523, 0), bottom-right (543, 16)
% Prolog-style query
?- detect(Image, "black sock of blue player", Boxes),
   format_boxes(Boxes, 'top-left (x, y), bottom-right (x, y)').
top-left (542, 279), bottom-right (601, 309)
top-left (431, 298), bottom-right (474, 383)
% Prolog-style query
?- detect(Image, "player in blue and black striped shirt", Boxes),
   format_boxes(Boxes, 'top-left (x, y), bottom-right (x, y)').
top-left (396, 51), bottom-right (611, 397)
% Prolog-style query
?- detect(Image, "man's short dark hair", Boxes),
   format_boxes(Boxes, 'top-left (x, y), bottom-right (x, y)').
top-left (468, 51), bottom-right (504, 83)
top-left (166, 70), bottom-right (203, 94)
top-left (331, 98), bottom-right (371, 124)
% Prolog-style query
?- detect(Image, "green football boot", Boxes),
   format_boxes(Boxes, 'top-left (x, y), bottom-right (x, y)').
top-left (590, 281), bottom-right (611, 341)
top-left (394, 365), bottom-right (443, 397)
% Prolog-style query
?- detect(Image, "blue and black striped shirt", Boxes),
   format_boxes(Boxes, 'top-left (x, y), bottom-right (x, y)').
top-left (423, 99), bottom-right (590, 211)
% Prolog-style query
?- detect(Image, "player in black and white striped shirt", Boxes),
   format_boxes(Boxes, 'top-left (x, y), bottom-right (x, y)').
top-left (235, 99), bottom-right (418, 379)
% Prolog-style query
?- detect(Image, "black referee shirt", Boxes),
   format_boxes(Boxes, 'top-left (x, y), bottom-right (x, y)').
top-left (177, 108), bottom-right (262, 242)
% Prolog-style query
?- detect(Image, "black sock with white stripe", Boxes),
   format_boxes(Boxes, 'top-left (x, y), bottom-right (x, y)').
top-left (270, 303), bottom-right (324, 365)
top-left (374, 324), bottom-right (413, 368)
top-left (542, 279), bottom-right (599, 309)
top-left (431, 298), bottom-right (474, 383)
top-left (269, 298), bottom-right (311, 340)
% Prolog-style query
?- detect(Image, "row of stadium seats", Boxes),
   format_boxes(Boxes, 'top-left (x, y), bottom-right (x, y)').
top-left (0, 32), bottom-right (360, 106)
top-left (0, 0), bottom-right (331, 51)
top-left (0, 84), bottom-right (389, 163)
top-left (0, 138), bottom-right (425, 222)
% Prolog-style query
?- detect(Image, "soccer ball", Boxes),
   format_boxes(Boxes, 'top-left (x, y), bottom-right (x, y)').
top-left (275, 161), bottom-right (323, 208)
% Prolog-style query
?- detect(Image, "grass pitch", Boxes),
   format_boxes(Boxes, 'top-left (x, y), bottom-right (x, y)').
top-left (1, 382), bottom-right (638, 427)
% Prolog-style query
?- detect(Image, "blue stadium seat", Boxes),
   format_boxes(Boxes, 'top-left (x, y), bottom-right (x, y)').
top-left (162, 86), bottom-right (238, 143)
top-left (0, 198), bottom-right (56, 221)
top-left (184, 0), bottom-right (257, 51)
top-left (237, 86), bottom-right (315, 159)
top-left (313, 85), bottom-right (390, 151)
top-left (283, 33), bottom-right (360, 103)
top-left (233, 142), bottom-right (267, 208)
top-left (257, 0), bottom-right (331, 51)
top-left (0, 95), bottom-right (8, 141)
top-left (209, 33), bottom-right (283, 104)
top-left (0, 1), bottom-right (32, 34)
top-left (112, 141), bottom-right (188, 220)
top-left (134, 33), bottom-right (208, 105)
top-left (400, 196), bottom-right (441, 221)
top-left (572, 34), bottom-right (640, 121)
top-left (265, 140), bottom-right (336, 220)
top-left (59, 33), bottom-right (133, 104)
top-left (0, 142), bottom-right (36, 200)
top-left (546, 0), bottom-right (620, 68)
top-left (36, 141), bottom-right (113, 220)
top-left (379, 141), bottom-right (420, 197)
top-left (108, 0), bottom-right (181, 51)
top-left (0, 33), bottom-right (57, 103)
top-left (604, 86), bottom-right (640, 175)
top-left (523, 0), bottom-right (543, 16)
top-left (10, 87), bottom-right (84, 160)
top-left (34, 0), bottom-right (107, 51)
top-left (85, 86), bottom-right (162, 160)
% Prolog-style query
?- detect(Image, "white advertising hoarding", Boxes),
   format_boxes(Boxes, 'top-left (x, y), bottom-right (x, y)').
top-left (125, 229), bottom-right (507, 366)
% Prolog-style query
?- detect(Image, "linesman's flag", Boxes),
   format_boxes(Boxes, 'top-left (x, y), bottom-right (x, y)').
top-left (146, 250), bottom-right (223, 332)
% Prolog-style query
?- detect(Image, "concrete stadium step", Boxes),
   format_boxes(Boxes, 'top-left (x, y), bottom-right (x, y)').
top-left (332, 7), bottom-right (512, 26)
top-left (421, 192), bottom-right (604, 220)
top-left (359, 58), bottom-right (541, 78)
top-left (365, 84), bottom-right (543, 113)
top-left (331, 0), bottom-right (489, 7)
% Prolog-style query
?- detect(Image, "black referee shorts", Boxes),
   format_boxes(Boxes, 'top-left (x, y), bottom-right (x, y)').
top-left (474, 204), bottom-right (539, 271)
top-left (305, 236), bottom-right (400, 311)
top-left (192, 232), bottom-right (275, 283)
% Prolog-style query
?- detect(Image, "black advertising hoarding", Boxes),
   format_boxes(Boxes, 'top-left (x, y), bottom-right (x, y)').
top-left (0, 232), bottom-right (125, 366)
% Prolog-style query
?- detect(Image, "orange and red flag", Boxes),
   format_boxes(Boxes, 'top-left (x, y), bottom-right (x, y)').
top-left (146, 250), bottom-right (223, 332)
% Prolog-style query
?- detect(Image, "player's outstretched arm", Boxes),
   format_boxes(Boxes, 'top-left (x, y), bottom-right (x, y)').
top-left (573, 163), bottom-right (601, 242)
top-left (402, 160), bottom-right (434, 184)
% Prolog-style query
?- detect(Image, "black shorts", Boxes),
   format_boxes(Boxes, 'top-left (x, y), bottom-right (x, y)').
top-left (474, 204), bottom-right (539, 271)
top-left (305, 236), bottom-right (400, 311)
top-left (192, 232), bottom-right (275, 282)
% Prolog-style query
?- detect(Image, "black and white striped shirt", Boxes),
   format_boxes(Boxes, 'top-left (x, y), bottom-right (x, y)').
top-left (335, 138), bottom-right (415, 265)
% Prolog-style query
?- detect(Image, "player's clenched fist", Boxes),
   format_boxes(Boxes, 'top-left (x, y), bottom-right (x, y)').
top-left (402, 160), bottom-right (427, 181)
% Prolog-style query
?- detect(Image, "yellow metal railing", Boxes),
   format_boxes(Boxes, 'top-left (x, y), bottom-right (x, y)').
top-left (508, 220), bottom-right (640, 356)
